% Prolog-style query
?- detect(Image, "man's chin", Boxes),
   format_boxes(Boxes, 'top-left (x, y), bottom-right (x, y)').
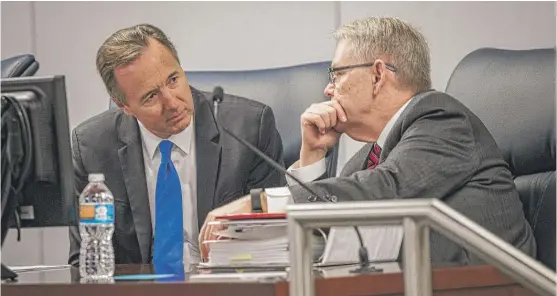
top-left (332, 123), bottom-right (346, 134)
top-left (170, 114), bottom-right (192, 134)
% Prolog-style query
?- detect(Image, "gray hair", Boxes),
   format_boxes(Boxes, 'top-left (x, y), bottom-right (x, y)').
top-left (333, 17), bottom-right (431, 92)
top-left (96, 24), bottom-right (180, 104)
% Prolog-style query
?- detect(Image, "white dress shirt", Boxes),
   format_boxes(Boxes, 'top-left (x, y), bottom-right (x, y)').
top-left (137, 119), bottom-right (200, 267)
top-left (287, 98), bottom-right (413, 182)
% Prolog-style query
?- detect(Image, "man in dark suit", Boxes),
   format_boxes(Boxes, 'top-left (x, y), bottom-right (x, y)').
top-left (68, 24), bottom-right (285, 268)
top-left (201, 17), bottom-right (536, 266)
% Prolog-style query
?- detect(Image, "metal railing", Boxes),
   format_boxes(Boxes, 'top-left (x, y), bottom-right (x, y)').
top-left (287, 199), bottom-right (556, 296)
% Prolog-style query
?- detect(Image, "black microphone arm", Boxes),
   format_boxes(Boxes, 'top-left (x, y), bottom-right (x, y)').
top-left (210, 86), bottom-right (381, 274)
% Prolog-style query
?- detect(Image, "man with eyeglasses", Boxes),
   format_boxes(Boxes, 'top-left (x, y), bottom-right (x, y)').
top-left (199, 17), bottom-right (535, 266)
top-left (284, 17), bottom-right (535, 266)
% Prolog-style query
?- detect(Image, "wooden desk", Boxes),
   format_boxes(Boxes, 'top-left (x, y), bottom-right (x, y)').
top-left (277, 264), bottom-right (535, 296)
top-left (2, 265), bottom-right (274, 296)
top-left (2, 264), bottom-right (535, 296)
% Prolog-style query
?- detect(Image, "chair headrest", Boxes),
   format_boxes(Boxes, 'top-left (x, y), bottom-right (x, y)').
top-left (446, 48), bottom-right (555, 176)
top-left (1, 54), bottom-right (39, 78)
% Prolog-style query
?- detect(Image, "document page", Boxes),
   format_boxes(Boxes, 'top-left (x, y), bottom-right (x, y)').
top-left (321, 225), bottom-right (403, 264)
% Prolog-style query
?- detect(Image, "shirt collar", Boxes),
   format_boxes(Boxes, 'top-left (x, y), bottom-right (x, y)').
top-left (137, 118), bottom-right (194, 159)
top-left (376, 98), bottom-right (413, 149)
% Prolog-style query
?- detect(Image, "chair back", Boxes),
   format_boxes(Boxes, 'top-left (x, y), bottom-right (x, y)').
top-left (446, 48), bottom-right (556, 270)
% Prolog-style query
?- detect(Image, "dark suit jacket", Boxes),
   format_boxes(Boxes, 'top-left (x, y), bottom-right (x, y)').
top-left (69, 87), bottom-right (286, 265)
top-left (290, 90), bottom-right (536, 266)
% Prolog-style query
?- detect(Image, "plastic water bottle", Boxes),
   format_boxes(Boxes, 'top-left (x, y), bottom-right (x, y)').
top-left (79, 173), bottom-right (115, 280)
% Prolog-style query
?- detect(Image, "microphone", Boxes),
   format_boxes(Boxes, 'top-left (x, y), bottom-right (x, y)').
top-left (212, 86), bottom-right (224, 116)
top-left (210, 86), bottom-right (381, 274)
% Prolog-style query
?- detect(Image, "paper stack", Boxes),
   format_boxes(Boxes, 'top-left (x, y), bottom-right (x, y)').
top-left (205, 217), bottom-right (291, 267)
top-left (202, 213), bottom-right (302, 267)
top-left (200, 213), bottom-right (404, 269)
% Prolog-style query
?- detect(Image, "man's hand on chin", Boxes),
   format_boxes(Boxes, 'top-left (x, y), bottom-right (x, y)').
top-left (198, 195), bottom-right (252, 261)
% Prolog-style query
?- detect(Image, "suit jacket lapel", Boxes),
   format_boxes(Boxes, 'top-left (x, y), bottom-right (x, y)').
top-left (341, 142), bottom-right (373, 177)
top-left (117, 115), bottom-right (152, 263)
top-left (192, 88), bottom-right (221, 230)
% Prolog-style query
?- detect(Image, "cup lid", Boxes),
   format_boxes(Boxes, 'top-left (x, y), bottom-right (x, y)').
top-left (265, 187), bottom-right (291, 197)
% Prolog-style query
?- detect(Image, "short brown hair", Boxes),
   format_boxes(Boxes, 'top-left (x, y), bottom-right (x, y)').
top-left (96, 24), bottom-right (180, 104)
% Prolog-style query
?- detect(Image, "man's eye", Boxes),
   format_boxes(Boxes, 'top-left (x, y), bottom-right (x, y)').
top-left (146, 93), bottom-right (156, 101)
top-left (169, 76), bottom-right (178, 84)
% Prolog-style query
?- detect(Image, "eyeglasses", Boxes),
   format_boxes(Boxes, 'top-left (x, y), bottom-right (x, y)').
top-left (327, 61), bottom-right (397, 85)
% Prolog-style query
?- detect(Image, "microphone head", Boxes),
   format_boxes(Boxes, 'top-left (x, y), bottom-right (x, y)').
top-left (212, 86), bottom-right (224, 103)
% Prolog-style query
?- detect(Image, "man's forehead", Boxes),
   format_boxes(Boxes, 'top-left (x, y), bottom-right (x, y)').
top-left (331, 40), bottom-right (356, 67)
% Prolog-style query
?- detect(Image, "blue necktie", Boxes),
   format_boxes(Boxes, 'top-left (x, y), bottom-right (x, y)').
top-left (153, 140), bottom-right (184, 272)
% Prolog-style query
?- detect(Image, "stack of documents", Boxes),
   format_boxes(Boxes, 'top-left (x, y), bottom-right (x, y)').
top-left (203, 214), bottom-right (293, 267)
top-left (200, 213), bottom-right (404, 268)
top-left (208, 236), bottom-right (289, 266)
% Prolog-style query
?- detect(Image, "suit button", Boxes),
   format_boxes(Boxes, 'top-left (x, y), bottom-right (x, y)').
top-left (307, 195), bottom-right (317, 202)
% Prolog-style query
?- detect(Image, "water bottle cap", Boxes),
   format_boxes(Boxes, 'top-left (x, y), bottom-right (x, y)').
top-left (88, 173), bottom-right (105, 182)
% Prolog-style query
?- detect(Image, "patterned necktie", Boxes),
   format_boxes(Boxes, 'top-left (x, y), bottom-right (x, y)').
top-left (153, 140), bottom-right (184, 271)
top-left (366, 143), bottom-right (382, 169)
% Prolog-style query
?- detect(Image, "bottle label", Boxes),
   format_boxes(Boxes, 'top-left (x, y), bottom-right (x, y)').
top-left (80, 203), bottom-right (114, 224)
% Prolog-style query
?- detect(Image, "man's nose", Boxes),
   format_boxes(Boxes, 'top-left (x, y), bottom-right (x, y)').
top-left (323, 82), bottom-right (335, 98)
top-left (161, 88), bottom-right (180, 110)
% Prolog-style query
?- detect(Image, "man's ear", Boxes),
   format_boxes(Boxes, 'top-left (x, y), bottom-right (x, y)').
top-left (111, 98), bottom-right (133, 116)
top-left (372, 60), bottom-right (387, 95)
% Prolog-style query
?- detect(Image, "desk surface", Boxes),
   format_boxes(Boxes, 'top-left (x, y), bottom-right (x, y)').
top-left (2, 263), bottom-right (534, 296)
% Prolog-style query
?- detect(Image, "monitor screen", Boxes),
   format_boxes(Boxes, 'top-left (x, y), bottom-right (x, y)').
top-left (1, 75), bottom-right (75, 242)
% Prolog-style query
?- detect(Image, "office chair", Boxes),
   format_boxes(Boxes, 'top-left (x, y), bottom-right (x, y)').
top-left (446, 47), bottom-right (556, 270)
top-left (1, 54), bottom-right (39, 78)
top-left (185, 62), bottom-right (332, 169)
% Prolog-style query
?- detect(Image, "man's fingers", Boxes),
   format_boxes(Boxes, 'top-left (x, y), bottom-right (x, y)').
top-left (325, 100), bottom-right (347, 122)
top-left (199, 232), bottom-right (207, 259)
top-left (207, 224), bottom-right (224, 240)
top-left (302, 103), bottom-right (343, 134)
top-left (310, 104), bottom-right (338, 128)
top-left (203, 245), bottom-right (209, 261)
top-left (204, 222), bottom-right (215, 243)
top-left (199, 214), bottom-right (214, 260)
top-left (200, 243), bottom-right (206, 260)
top-left (200, 224), bottom-right (206, 240)
top-left (322, 104), bottom-right (338, 127)
top-left (314, 110), bottom-right (331, 130)
top-left (200, 216), bottom-right (226, 260)
top-left (302, 112), bottom-right (327, 133)
top-left (199, 235), bottom-right (208, 260)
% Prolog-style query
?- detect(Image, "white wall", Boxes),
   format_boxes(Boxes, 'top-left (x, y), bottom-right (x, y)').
top-left (32, 1), bottom-right (338, 131)
top-left (1, 1), bottom-right (555, 266)
top-left (1, 2), bottom-right (35, 59)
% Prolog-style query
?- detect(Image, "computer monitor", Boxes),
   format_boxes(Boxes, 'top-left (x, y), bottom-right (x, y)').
top-left (1, 75), bottom-right (75, 279)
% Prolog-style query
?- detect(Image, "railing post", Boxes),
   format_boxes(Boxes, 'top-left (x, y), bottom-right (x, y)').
top-left (289, 218), bottom-right (314, 296)
top-left (419, 221), bottom-right (432, 295)
top-left (403, 218), bottom-right (432, 296)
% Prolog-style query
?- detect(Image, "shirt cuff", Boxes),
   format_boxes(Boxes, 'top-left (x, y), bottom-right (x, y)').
top-left (286, 158), bottom-right (327, 185)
